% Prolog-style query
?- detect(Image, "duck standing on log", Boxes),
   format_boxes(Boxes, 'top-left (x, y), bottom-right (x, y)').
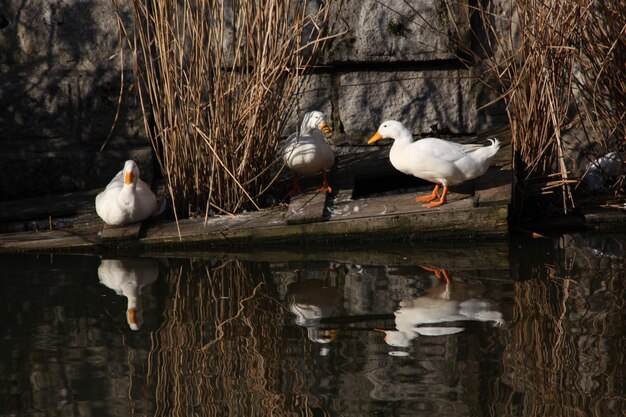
top-left (95, 160), bottom-right (160, 226)
top-left (282, 110), bottom-right (334, 196)
top-left (368, 120), bottom-right (500, 208)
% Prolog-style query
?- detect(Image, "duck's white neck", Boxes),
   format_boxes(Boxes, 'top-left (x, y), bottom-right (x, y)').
top-left (119, 182), bottom-right (137, 198)
top-left (121, 282), bottom-right (141, 308)
top-left (117, 183), bottom-right (136, 202)
top-left (390, 125), bottom-right (414, 146)
top-left (300, 120), bottom-right (314, 135)
top-left (389, 126), bottom-right (415, 169)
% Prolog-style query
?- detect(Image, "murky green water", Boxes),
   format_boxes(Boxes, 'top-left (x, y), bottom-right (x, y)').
top-left (1, 233), bottom-right (623, 416)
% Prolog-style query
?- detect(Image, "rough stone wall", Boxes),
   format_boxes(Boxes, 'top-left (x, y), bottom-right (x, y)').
top-left (0, 0), bottom-right (149, 201)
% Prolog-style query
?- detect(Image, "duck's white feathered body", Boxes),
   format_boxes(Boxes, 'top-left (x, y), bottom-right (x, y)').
top-left (95, 160), bottom-right (158, 226)
top-left (380, 281), bottom-right (504, 350)
top-left (389, 136), bottom-right (500, 186)
top-left (369, 120), bottom-right (500, 207)
top-left (282, 111), bottom-right (334, 193)
top-left (98, 258), bottom-right (159, 330)
top-left (283, 129), bottom-right (334, 176)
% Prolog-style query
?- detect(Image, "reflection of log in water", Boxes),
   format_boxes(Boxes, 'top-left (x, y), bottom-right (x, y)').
top-left (502, 274), bottom-right (623, 416)
top-left (146, 260), bottom-right (316, 417)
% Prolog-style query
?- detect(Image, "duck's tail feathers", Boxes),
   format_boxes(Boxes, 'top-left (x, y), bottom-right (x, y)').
top-left (463, 137), bottom-right (500, 153)
top-left (487, 137), bottom-right (501, 150)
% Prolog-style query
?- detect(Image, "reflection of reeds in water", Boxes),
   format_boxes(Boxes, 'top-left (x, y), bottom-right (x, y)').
top-left (501, 275), bottom-right (622, 416)
top-left (146, 260), bottom-right (315, 417)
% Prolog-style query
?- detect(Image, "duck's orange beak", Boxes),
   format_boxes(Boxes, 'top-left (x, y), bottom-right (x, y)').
top-left (368, 131), bottom-right (383, 144)
top-left (124, 171), bottom-right (134, 184)
top-left (320, 121), bottom-right (332, 135)
top-left (128, 308), bottom-right (137, 325)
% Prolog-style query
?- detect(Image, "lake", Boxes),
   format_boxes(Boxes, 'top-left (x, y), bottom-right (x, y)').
top-left (1, 232), bottom-right (623, 416)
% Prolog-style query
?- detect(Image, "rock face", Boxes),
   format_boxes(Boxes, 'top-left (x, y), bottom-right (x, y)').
top-left (283, 0), bottom-right (507, 139)
top-left (324, 0), bottom-right (470, 63)
top-left (0, 0), bottom-right (508, 200)
top-left (0, 0), bottom-right (148, 201)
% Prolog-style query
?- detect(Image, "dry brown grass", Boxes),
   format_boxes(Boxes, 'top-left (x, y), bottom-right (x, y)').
top-left (119, 0), bottom-right (334, 219)
top-left (454, 0), bottom-right (625, 215)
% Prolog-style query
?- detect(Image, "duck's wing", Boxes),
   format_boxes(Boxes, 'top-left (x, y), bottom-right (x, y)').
top-left (281, 132), bottom-right (299, 155)
top-left (104, 169), bottom-right (125, 191)
top-left (460, 144), bottom-right (484, 151)
top-left (415, 138), bottom-right (469, 163)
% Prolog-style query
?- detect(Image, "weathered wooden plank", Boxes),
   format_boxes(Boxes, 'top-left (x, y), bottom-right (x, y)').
top-left (100, 223), bottom-right (143, 241)
top-left (474, 167), bottom-right (513, 206)
top-left (0, 229), bottom-right (100, 251)
top-left (285, 191), bottom-right (328, 224)
top-left (328, 190), bottom-right (475, 221)
top-left (0, 203), bottom-right (510, 253)
top-left (0, 183), bottom-right (511, 253)
top-left (580, 207), bottom-right (626, 228)
top-left (137, 203), bottom-right (509, 249)
top-left (0, 189), bottom-right (99, 223)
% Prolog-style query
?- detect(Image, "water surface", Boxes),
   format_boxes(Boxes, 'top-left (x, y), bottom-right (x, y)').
top-left (1, 234), bottom-right (623, 416)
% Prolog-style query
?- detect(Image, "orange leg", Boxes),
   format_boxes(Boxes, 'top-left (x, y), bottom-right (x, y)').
top-left (416, 184), bottom-right (440, 203)
top-left (423, 185), bottom-right (448, 208)
top-left (316, 170), bottom-right (332, 193)
top-left (287, 174), bottom-right (302, 197)
top-left (419, 265), bottom-right (453, 284)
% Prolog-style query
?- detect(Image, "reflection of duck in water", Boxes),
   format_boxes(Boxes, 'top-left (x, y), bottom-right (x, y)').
top-left (378, 269), bottom-right (503, 352)
top-left (287, 277), bottom-right (342, 354)
top-left (98, 258), bottom-right (159, 330)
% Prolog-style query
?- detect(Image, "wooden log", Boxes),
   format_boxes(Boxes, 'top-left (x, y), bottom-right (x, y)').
top-left (474, 167), bottom-right (513, 206)
top-left (100, 223), bottom-right (144, 241)
top-left (285, 191), bottom-right (328, 224)
top-left (137, 202), bottom-right (509, 249)
top-left (0, 190), bottom-right (98, 223)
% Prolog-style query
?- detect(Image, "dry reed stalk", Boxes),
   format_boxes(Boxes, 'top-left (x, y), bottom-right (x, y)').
top-left (439, 0), bottom-right (625, 215)
top-left (123, 1), bottom-right (333, 218)
top-left (573, 2), bottom-right (626, 147)
top-left (474, 1), bottom-right (585, 214)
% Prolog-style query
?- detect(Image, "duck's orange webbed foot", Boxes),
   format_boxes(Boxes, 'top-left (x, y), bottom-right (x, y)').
top-left (421, 185), bottom-right (448, 208)
top-left (316, 170), bottom-right (332, 193)
top-left (419, 265), bottom-right (453, 284)
top-left (415, 184), bottom-right (440, 203)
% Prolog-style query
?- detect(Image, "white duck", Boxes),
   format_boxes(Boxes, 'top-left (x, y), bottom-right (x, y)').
top-left (98, 258), bottom-right (159, 330)
top-left (378, 280), bottom-right (504, 351)
top-left (287, 278), bottom-right (341, 349)
top-left (95, 160), bottom-right (158, 226)
top-left (368, 120), bottom-right (500, 208)
top-left (282, 110), bottom-right (334, 195)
